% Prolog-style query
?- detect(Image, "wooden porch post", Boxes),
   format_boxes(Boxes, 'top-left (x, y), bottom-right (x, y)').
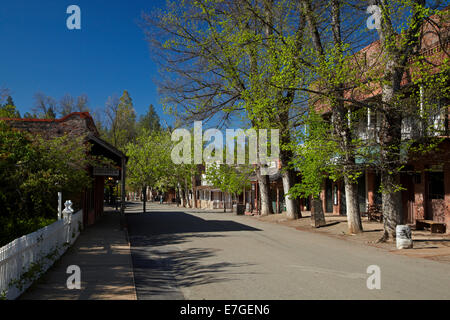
top-left (120, 157), bottom-right (126, 229)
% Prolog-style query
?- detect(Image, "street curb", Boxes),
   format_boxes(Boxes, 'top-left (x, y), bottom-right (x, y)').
top-left (123, 224), bottom-right (138, 301)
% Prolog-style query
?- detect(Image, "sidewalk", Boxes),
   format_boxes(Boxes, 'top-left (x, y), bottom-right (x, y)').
top-left (20, 209), bottom-right (137, 300)
top-left (249, 211), bottom-right (450, 263)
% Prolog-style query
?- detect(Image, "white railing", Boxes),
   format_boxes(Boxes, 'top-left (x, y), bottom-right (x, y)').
top-left (0, 207), bottom-right (83, 300)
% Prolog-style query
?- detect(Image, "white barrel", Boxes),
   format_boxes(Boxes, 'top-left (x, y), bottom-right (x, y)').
top-left (396, 225), bottom-right (413, 249)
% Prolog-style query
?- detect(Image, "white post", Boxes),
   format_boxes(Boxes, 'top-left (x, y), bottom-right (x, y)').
top-left (63, 200), bottom-right (74, 244)
top-left (348, 109), bottom-right (351, 128)
top-left (58, 192), bottom-right (63, 220)
top-left (63, 200), bottom-right (74, 221)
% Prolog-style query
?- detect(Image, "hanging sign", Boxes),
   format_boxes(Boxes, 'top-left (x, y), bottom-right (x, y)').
top-left (93, 167), bottom-right (120, 177)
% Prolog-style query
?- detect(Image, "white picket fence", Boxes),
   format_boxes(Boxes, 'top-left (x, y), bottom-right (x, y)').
top-left (0, 209), bottom-right (83, 300)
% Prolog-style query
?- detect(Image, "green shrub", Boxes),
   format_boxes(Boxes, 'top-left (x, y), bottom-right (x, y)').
top-left (0, 121), bottom-right (112, 247)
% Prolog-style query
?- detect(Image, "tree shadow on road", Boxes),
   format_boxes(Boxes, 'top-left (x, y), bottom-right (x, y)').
top-left (131, 245), bottom-right (253, 299)
top-left (127, 211), bottom-right (261, 235)
top-left (127, 210), bottom-right (260, 299)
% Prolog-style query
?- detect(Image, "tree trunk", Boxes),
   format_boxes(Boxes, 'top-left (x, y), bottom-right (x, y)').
top-left (142, 186), bottom-right (147, 213)
top-left (180, 188), bottom-right (186, 207)
top-left (257, 169), bottom-right (273, 215)
top-left (378, 62), bottom-right (403, 241)
top-left (279, 126), bottom-right (300, 219)
top-left (330, 0), bottom-right (361, 233)
top-left (184, 179), bottom-right (190, 208)
top-left (374, 3), bottom-right (425, 241)
top-left (184, 189), bottom-right (189, 208)
top-left (344, 177), bottom-right (363, 234)
top-left (192, 175), bottom-right (197, 208)
top-left (303, 0), bottom-right (362, 232)
top-left (282, 168), bottom-right (300, 219)
top-left (223, 193), bottom-right (226, 213)
top-left (381, 172), bottom-right (403, 240)
top-left (245, 10), bottom-right (273, 217)
top-left (331, 100), bottom-right (362, 233)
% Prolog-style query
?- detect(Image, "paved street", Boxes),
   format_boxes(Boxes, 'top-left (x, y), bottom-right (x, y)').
top-left (127, 202), bottom-right (450, 300)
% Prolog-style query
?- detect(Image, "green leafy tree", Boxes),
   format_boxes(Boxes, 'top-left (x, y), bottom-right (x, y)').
top-left (126, 129), bottom-right (172, 212)
top-left (0, 122), bottom-right (109, 246)
top-left (105, 91), bottom-right (137, 152)
top-left (288, 110), bottom-right (341, 227)
top-left (137, 104), bottom-right (161, 134)
top-left (367, 1), bottom-right (449, 241)
top-left (0, 96), bottom-right (21, 118)
top-left (295, 0), bottom-right (367, 233)
top-left (23, 112), bottom-right (37, 119)
top-left (295, 0), bottom-right (448, 238)
top-left (143, 0), bottom-right (311, 218)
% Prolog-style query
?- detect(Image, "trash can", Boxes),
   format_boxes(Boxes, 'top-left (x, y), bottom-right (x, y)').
top-left (396, 225), bottom-right (413, 249)
top-left (236, 204), bottom-right (245, 215)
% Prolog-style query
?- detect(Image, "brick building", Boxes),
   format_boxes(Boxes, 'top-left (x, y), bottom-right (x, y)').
top-left (313, 9), bottom-right (450, 232)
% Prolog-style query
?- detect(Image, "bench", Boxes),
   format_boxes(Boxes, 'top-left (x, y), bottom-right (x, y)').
top-left (416, 219), bottom-right (446, 233)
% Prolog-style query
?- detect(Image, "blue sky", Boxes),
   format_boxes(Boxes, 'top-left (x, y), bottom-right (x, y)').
top-left (0, 0), bottom-right (173, 125)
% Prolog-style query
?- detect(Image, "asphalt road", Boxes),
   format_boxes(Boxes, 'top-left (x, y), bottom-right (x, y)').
top-left (126, 202), bottom-right (450, 300)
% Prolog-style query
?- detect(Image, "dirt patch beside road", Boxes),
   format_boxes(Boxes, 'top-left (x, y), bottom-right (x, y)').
top-left (247, 211), bottom-right (450, 264)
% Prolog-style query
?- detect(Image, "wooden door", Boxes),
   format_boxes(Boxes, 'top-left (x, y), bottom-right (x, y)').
top-left (426, 171), bottom-right (445, 222)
